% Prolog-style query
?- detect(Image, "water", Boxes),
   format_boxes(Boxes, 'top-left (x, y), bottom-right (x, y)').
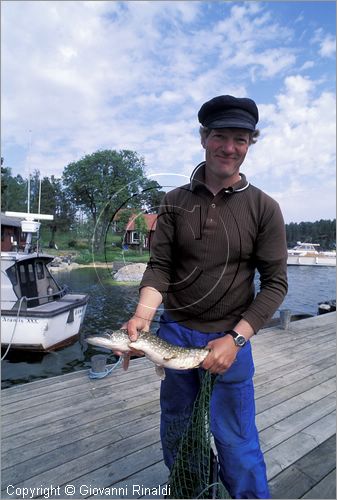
top-left (1, 265), bottom-right (335, 388)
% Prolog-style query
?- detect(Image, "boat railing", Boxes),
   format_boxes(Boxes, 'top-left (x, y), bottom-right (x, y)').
top-left (2, 285), bottom-right (69, 309)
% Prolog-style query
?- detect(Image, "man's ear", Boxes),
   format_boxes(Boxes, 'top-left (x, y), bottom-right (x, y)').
top-left (201, 136), bottom-right (206, 149)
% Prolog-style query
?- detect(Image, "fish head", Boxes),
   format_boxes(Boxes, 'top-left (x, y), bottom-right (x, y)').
top-left (85, 329), bottom-right (130, 352)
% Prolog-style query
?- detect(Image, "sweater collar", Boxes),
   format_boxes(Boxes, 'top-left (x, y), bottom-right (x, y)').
top-left (189, 161), bottom-right (250, 193)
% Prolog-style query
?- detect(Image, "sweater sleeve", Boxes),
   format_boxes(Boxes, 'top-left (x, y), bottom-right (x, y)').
top-left (139, 193), bottom-right (175, 294)
top-left (241, 199), bottom-right (288, 332)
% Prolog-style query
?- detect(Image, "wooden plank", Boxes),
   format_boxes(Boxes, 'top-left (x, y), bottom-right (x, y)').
top-left (87, 462), bottom-right (169, 499)
top-left (1, 355), bottom-right (153, 394)
top-left (259, 393), bottom-right (336, 451)
top-left (296, 434), bottom-right (336, 482)
top-left (254, 354), bottom-right (335, 398)
top-left (1, 378), bottom-right (161, 434)
top-left (254, 327), bottom-right (335, 357)
top-left (255, 366), bottom-right (335, 413)
top-left (1, 357), bottom-right (155, 403)
top-left (1, 387), bottom-right (160, 446)
top-left (269, 436), bottom-right (336, 499)
top-left (1, 368), bottom-right (159, 418)
top-left (257, 380), bottom-right (335, 431)
top-left (1, 432), bottom-right (162, 497)
top-left (254, 339), bottom-right (335, 377)
top-left (54, 443), bottom-right (164, 500)
top-left (1, 362), bottom-right (155, 407)
top-left (254, 350), bottom-right (335, 387)
top-left (265, 411), bottom-right (336, 479)
top-left (3, 403), bottom-right (160, 468)
top-left (2, 412), bottom-right (161, 485)
top-left (302, 470), bottom-right (336, 499)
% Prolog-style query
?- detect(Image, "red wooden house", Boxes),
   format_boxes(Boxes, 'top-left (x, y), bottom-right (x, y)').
top-left (1, 214), bottom-right (27, 251)
top-left (123, 213), bottom-right (158, 249)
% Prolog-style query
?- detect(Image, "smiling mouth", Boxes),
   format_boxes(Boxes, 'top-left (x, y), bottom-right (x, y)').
top-left (215, 155), bottom-right (237, 160)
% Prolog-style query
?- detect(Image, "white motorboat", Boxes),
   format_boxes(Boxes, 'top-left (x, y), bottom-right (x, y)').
top-left (287, 242), bottom-right (336, 267)
top-left (1, 212), bottom-right (89, 352)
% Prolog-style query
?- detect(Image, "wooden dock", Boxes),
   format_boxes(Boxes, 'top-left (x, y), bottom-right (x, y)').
top-left (1, 312), bottom-right (336, 499)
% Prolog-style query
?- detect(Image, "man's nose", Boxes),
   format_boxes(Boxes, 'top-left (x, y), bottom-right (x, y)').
top-left (221, 139), bottom-right (235, 153)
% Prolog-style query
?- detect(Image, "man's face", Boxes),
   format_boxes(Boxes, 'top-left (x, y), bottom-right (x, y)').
top-left (202, 128), bottom-right (250, 182)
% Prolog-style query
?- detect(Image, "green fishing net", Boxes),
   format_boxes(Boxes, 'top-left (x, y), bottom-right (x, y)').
top-left (166, 371), bottom-right (230, 499)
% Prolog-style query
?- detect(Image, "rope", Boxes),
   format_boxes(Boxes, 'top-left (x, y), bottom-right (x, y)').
top-left (1, 296), bottom-right (27, 361)
top-left (88, 356), bottom-right (123, 379)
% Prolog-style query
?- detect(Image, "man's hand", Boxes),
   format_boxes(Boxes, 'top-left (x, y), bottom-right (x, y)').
top-left (122, 316), bottom-right (150, 341)
top-left (116, 286), bottom-right (163, 370)
top-left (201, 335), bottom-right (239, 374)
top-left (115, 316), bottom-right (149, 370)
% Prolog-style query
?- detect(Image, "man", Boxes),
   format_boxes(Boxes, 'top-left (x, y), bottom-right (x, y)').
top-left (123, 95), bottom-right (288, 498)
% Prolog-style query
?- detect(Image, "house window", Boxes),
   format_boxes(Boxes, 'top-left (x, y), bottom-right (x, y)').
top-left (131, 231), bottom-right (140, 244)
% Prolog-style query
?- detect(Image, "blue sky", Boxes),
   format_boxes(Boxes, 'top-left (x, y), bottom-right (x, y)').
top-left (2, 1), bottom-right (336, 223)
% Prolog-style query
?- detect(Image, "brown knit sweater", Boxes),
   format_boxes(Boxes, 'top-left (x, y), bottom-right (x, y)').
top-left (140, 163), bottom-right (288, 333)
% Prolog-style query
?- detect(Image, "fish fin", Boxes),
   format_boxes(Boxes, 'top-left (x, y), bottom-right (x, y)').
top-left (123, 354), bottom-right (130, 371)
top-left (155, 365), bottom-right (166, 380)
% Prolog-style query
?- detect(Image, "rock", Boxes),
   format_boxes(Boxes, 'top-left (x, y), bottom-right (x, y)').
top-left (50, 257), bottom-right (63, 267)
top-left (113, 263), bottom-right (147, 282)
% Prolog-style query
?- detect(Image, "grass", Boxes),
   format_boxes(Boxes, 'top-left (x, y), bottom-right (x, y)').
top-left (38, 228), bottom-right (150, 264)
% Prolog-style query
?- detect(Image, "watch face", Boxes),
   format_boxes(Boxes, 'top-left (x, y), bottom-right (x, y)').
top-left (235, 335), bottom-right (246, 347)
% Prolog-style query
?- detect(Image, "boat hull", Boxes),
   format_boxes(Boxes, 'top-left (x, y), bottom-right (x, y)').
top-left (287, 255), bottom-right (336, 267)
top-left (1, 295), bottom-right (88, 351)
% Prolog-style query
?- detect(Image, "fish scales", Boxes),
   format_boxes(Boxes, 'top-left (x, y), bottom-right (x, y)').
top-left (86, 329), bottom-right (209, 372)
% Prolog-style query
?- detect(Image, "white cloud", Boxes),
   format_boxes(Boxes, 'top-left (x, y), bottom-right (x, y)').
top-left (312, 28), bottom-right (336, 58)
top-left (245, 74), bottom-right (336, 222)
top-left (319, 34), bottom-right (336, 58)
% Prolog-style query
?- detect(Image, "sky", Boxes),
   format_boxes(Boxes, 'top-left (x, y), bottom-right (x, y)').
top-left (1, 0), bottom-right (336, 223)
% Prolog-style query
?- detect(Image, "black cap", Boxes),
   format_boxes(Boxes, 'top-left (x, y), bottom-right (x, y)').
top-left (198, 95), bottom-right (259, 131)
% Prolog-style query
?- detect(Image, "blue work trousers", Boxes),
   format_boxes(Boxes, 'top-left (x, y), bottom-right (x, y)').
top-left (158, 313), bottom-right (270, 499)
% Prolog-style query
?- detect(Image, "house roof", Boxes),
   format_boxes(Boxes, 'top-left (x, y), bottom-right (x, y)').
top-left (126, 213), bottom-right (157, 231)
top-left (1, 213), bottom-right (24, 228)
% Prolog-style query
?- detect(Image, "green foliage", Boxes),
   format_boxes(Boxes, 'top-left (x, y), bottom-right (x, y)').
top-left (67, 239), bottom-right (88, 249)
top-left (1, 167), bottom-right (27, 212)
top-left (116, 208), bottom-right (135, 233)
top-left (73, 250), bottom-right (92, 265)
top-left (286, 220), bottom-right (336, 250)
top-left (62, 149), bottom-right (162, 253)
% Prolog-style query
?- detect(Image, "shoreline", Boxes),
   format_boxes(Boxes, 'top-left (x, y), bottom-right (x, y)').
top-left (48, 261), bottom-right (124, 272)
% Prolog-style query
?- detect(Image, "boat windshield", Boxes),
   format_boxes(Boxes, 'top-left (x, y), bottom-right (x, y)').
top-left (6, 259), bottom-right (63, 308)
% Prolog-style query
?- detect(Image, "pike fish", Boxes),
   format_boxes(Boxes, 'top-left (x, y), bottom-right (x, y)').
top-left (86, 329), bottom-right (209, 379)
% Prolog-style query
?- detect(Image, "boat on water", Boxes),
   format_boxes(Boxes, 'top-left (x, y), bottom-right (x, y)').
top-left (287, 242), bottom-right (336, 267)
top-left (1, 212), bottom-right (89, 352)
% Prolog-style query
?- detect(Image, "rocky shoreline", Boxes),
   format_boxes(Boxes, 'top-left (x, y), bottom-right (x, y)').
top-left (49, 258), bottom-right (147, 283)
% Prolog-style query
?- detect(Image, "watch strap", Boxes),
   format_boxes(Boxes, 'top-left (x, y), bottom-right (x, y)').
top-left (226, 330), bottom-right (246, 347)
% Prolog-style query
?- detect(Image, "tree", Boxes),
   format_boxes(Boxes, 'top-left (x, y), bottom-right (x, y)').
top-left (1, 166), bottom-right (28, 212)
top-left (62, 149), bottom-right (162, 251)
top-left (41, 176), bottom-right (76, 247)
top-left (285, 220), bottom-right (336, 250)
top-left (138, 179), bottom-right (166, 212)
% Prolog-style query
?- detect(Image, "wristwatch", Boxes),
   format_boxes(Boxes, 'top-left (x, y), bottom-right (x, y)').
top-left (226, 330), bottom-right (247, 348)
